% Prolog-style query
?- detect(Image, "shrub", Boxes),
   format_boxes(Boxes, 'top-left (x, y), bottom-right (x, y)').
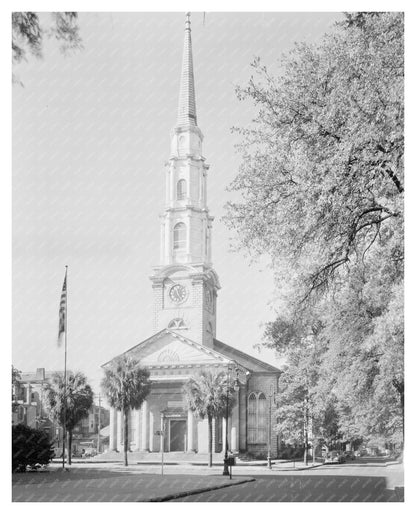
top-left (12, 424), bottom-right (54, 472)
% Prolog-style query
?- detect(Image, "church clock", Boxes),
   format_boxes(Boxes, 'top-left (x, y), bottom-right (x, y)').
top-left (169, 284), bottom-right (187, 304)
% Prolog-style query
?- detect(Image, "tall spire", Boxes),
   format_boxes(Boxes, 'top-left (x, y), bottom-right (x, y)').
top-left (177, 12), bottom-right (197, 127)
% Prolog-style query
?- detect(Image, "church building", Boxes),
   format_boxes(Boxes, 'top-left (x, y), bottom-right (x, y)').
top-left (103, 13), bottom-right (281, 459)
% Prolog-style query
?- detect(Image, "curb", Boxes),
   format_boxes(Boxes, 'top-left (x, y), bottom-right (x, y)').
top-left (148, 477), bottom-right (256, 502)
top-left (385, 460), bottom-right (403, 467)
top-left (273, 463), bottom-right (323, 471)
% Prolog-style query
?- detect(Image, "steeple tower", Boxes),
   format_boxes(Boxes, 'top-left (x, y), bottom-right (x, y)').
top-left (150, 13), bottom-right (220, 348)
top-left (161, 12), bottom-right (211, 266)
top-left (177, 12), bottom-right (197, 127)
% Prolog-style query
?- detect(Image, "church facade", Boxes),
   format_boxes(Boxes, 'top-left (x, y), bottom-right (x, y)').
top-left (103, 14), bottom-right (281, 458)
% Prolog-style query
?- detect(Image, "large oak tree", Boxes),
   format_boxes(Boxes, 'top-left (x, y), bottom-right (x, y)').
top-left (226, 12), bottom-right (404, 446)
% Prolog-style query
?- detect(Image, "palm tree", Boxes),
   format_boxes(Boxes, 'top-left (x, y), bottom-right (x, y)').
top-left (101, 355), bottom-right (151, 466)
top-left (44, 372), bottom-right (94, 465)
top-left (183, 369), bottom-right (236, 467)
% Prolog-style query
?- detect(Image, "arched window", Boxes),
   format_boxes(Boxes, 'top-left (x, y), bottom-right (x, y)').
top-left (173, 222), bottom-right (186, 250)
top-left (177, 179), bottom-right (187, 200)
top-left (247, 392), bottom-right (267, 444)
top-left (168, 318), bottom-right (186, 330)
top-left (258, 393), bottom-right (267, 443)
top-left (248, 393), bottom-right (257, 443)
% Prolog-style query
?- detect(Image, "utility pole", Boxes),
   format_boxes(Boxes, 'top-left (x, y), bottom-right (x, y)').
top-left (97, 394), bottom-right (101, 454)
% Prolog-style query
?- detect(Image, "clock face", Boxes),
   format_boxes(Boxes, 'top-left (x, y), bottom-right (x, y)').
top-left (169, 284), bottom-right (187, 304)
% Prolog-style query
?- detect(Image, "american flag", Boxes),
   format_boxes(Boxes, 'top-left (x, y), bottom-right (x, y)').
top-left (58, 271), bottom-right (67, 345)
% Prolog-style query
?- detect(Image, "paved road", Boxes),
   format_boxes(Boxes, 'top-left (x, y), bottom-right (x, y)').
top-left (12, 458), bottom-right (403, 502)
top-left (170, 460), bottom-right (404, 502)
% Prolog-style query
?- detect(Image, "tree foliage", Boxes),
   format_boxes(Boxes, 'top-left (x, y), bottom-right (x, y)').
top-left (101, 355), bottom-right (151, 466)
top-left (12, 12), bottom-right (81, 64)
top-left (183, 369), bottom-right (236, 467)
top-left (226, 12), bottom-right (403, 300)
top-left (226, 12), bottom-right (404, 447)
top-left (43, 372), bottom-right (94, 465)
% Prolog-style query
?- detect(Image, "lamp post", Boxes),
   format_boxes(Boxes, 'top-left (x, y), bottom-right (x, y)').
top-left (267, 383), bottom-right (275, 469)
top-left (222, 365), bottom-right (238, 476)
top-left (97, 394), bottom-right (101, 454)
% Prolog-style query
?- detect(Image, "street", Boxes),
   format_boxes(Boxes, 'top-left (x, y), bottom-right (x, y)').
top-left (12, 457), bottom-right (403, 502)
top-left (171, 458), bottom-right (403, 502)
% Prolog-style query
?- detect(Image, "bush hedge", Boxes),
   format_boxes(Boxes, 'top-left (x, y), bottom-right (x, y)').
top-left (12, 424), bottom-right (54, 472)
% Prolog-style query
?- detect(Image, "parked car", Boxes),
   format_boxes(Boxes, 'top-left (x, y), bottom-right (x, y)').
top-left (324, 451), bottom-right (346, 464)
top-left (355, 449), bottom-right (367, 457)
top-left (344, 451), bottom-right (355, 461)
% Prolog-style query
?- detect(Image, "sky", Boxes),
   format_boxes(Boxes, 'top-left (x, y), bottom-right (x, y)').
top-left (12, 11), bottom-right (343, 400)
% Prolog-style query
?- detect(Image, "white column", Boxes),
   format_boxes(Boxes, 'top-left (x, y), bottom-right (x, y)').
top-left (197, 418), bottom-right (209, 453)
top-left (199, 167), bottom-right (203, 207)
top-left (207, 223), bottom-right (212, 262)
top-left (165, 167), bottom-right (170, 205)
top-left (202, 217), bottom-right (207, 261)
top-left (187, 409), bottom-right (194, 451)
top-left (117, 410), bottom-right (122, 451)
top-left (186, 215), bottom-right (191, 261)
top-left (109, 407), bottom-right (117, 451)
top-left (141, 400), bottom-right (149, 451)
top-left (134, 408), bottom-right (141, 451)
top-left (222, 417), bottom-right (227, 454)
top-left (170, 165), bottom-right (175, 206)
top-left (231, 387), bottom-right (240, 452)
top-left (160, 415), bottom-right (165, 453)
top-left (166, 212), bottom-right (172, 264)
top-left (203, 170), bottom-right (207, 206)
top-left (149, 411), bottom-right (154, 451)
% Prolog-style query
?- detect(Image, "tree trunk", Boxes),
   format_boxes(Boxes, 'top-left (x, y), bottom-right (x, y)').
top-left (208, 415), bottom-right (213, 468)
top-left (304, 402), bottom-right (309, 466)
top-left (123, 409), bottom-right (129, 466)
top-left (67, 430), bottom-right (72, 465)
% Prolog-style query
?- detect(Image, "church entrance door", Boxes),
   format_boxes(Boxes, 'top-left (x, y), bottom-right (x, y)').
top-left (169, 419), bottom-right (186, 452)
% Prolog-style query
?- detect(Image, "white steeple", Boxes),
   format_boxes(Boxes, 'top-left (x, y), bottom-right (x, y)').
top-left (160, 12), bottom-right (213, 266)
top-left (150, 13), bottom-right (220, 348)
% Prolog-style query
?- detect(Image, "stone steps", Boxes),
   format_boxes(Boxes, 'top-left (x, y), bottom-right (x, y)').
top-left (92, 450), bottom-right (225, 463)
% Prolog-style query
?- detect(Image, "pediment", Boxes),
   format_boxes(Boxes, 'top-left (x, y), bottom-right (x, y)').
top-left (118, 330), bottom-right (230, 367)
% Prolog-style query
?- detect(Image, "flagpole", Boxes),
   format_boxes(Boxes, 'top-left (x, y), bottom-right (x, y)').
top-left (62, 265), bottom-right (68, 470)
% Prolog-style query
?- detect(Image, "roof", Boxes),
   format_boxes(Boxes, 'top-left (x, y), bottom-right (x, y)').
top-left (213, 339), bottom-right (281, 374)
top-left (18, 369), bottom-right (73, 383)
top-left (102, 328), bottom-right (233, 368)
top-left (102, 329), bottom-right (280, 375)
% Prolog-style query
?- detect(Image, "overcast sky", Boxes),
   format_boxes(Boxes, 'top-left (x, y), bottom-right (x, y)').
top-left (12, 12), bottom-right (342, 398)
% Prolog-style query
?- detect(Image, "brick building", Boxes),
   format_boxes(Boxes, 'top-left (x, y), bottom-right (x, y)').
top-left (12, 368), bottom-right (55, 440)
top-left (12, 368), bottom-right (109, 455)
top-left (103, 13), bottom-right (280, 458)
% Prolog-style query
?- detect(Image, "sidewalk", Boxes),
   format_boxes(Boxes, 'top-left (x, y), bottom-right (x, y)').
top-left (67, 454), bottom-right (323, 471)
top-left (49, 458), bottom-right (323, 476)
